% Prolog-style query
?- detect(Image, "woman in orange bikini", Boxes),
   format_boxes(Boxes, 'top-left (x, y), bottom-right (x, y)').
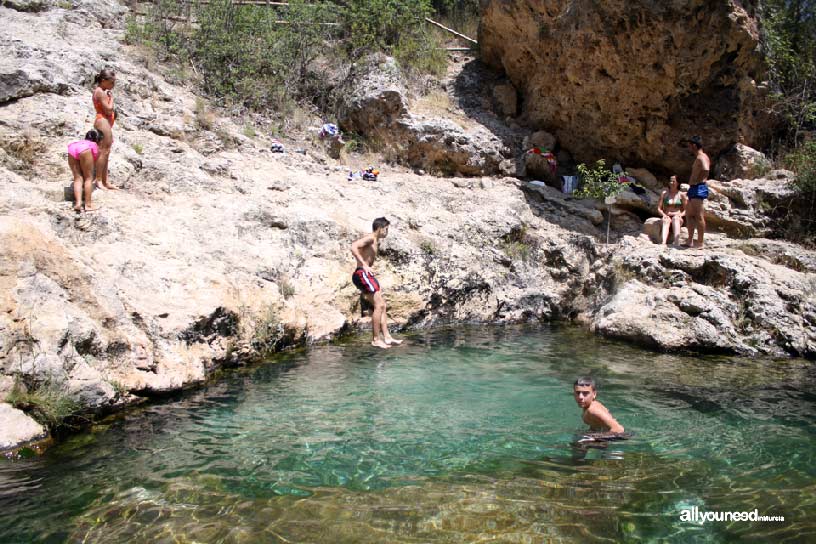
top-left (657, 175), bottom-right (687, 246)
top-left (92, 67), bottom-right (117, 190)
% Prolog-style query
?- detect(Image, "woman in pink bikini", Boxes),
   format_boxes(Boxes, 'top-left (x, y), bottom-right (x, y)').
top-left (67, 130), bottom-right (102, 212)
top-left (92, 67), bottom-right (117, 190)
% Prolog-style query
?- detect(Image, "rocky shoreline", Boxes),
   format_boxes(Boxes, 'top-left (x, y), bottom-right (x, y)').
top-left (1, 1), bottom-right (814, 453)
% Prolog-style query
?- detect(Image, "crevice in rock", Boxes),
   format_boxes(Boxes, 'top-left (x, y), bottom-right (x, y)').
top-left (180, 307), bottom-right (240, 345)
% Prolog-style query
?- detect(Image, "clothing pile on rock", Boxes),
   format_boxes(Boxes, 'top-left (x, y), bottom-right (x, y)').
top-left (319, 123), bottom-right (342, 140)
top-left (526, 147), bottom-right (557, 175)
top-left (348, 166), bottom-right (379, 181)
top-left (270, 139), bottom-right (285, 153)
top-left (613, 163), bottom-right (646, 194)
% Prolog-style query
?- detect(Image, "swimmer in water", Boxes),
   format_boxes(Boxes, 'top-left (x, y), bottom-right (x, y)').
top-left (573, 376), bottom-right (625, 441)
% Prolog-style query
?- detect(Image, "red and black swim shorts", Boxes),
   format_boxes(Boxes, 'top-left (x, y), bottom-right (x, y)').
top-left (352, 267), bottom-right (380, 293)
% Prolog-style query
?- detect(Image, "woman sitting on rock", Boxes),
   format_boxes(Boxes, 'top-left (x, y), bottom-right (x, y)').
top-left (657, 175), bottom-right (687, 246)
top-left (91, 67), bottom-right (118, 190)
top-left (67, 130), bottom-right (102, 212)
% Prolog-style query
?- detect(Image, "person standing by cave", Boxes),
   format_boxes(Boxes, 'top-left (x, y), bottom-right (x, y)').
top-left (680, 136), bottom-right (710, 248)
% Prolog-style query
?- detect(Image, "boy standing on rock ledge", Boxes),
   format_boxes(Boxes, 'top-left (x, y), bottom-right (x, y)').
top-left (351, 217), bottom-right (403, 349)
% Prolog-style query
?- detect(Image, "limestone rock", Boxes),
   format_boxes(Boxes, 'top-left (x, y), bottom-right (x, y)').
top-left (0, 403), bottom-right (47, 452)
top-left (704, 175), bottom-right (797, 238)
top-left (480, 0), bottom-right (771, 177)
top-left (337, 55), bottom-right (520, 177)
top-left (338, 55), bottom-right (408, 131)
top-left (526, 130), bottom-right (557, 152)
top-left (492, 82), bottom-right (518, 117)
top-left (524, 153), bottom-right (557, 183)
top-left (65, 361), bottom-right (116, 409)
top-left (627, 168), bottom-right (660, 191)
top-left (592, 237), bottom-right (816, 357)
top-left (0, 2), bottom-right (126, 104)
top-left (642, 217), bottom-right (662, 243)
top-left (714, 143), bottom-right (771, 181)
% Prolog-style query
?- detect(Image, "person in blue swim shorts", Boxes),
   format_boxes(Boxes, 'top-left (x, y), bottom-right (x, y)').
top-left (680, 135), bottom-right (711, 248)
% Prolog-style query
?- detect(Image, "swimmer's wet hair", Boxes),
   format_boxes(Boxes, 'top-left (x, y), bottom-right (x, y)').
top-left (84, 130), bottom-right (101, 143)
top-left (574, 376), bottom-right (596, 389)
top-left (372, 217), bottom-right (390, 232)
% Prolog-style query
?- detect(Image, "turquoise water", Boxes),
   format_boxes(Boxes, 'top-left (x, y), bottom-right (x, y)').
top-left (1, 326), bottom-right (814, 543)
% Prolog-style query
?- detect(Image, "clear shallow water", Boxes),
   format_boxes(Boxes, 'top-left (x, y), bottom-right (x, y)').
top-left (1, 325), bottom-right (815, 543)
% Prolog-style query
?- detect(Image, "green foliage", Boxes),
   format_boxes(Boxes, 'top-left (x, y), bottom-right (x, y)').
top-left (501, 225), bottom-right (535, 262)
top-left (760, 0), bottom-right (816, 146)
top-left (573, 160), bottom-right (627, 200)
top-left (278, 277), bottom-right (296, 299)
top-left (343, 0), bottom-right (430, 51)
top-left (252, 305), bottom-right (286, 354)
top-left (786, 140), bottom-right (816, 191)
top-left (394, 29), bottom-right (447, 77)
top-left (7, 380), bottom-right (79, 430)
top-left (430, 0), bottom-right (480, 39)
top-left (502, 241), bottom-right (531, 262)
top-left (132, 143), bottom-right (144, 155)
top-left (784, 140), bottom-right (816, 238)
top-left (343, 0), bottom-right (447, 76)
top-left (109, 380), bottom-right (128, 397)
top-left (420, 239), bottom-right (437, 255)
top-left (125, 0), bottom-right (451, 114)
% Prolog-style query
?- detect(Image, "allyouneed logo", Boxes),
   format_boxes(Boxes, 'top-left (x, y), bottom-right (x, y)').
top-left (680, 507), bottom-right (785, 524)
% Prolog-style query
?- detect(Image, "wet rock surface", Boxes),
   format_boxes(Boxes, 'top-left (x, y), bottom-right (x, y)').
top-left (0, 403), bottom-right (47, 453)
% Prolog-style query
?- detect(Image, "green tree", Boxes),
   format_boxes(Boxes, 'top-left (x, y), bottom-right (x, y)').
top-left (573, 160), bottom-right (627, 200)
top-left (760, 1), bottom-right (816, 240)
top-left (761, 0), bottom-right (816, 146)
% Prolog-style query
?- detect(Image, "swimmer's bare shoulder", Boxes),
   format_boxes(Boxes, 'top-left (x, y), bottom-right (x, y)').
top-left (585, 401), bottom-right (624, 433)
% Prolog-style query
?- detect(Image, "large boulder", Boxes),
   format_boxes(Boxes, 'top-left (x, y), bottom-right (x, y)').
top-left (592, 237), bottom-right (816, 357)
top-left (714, 143), bottom-right (771, 181)
top-left (337, 55), bottom-right (517, 177)
top-left (480, 0), bottom-right (771, 177)
top-left (704, 172), bottom-right (797, 237)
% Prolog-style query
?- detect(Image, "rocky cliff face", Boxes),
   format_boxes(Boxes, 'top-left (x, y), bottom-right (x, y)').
top-left (0, 1), bottom-right (813, 452)
top-left (480, 0), bottom-right (770, 176)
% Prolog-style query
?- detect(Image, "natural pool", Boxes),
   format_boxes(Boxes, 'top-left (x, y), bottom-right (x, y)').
top-left (1, 325), bottom-right (814, 543)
